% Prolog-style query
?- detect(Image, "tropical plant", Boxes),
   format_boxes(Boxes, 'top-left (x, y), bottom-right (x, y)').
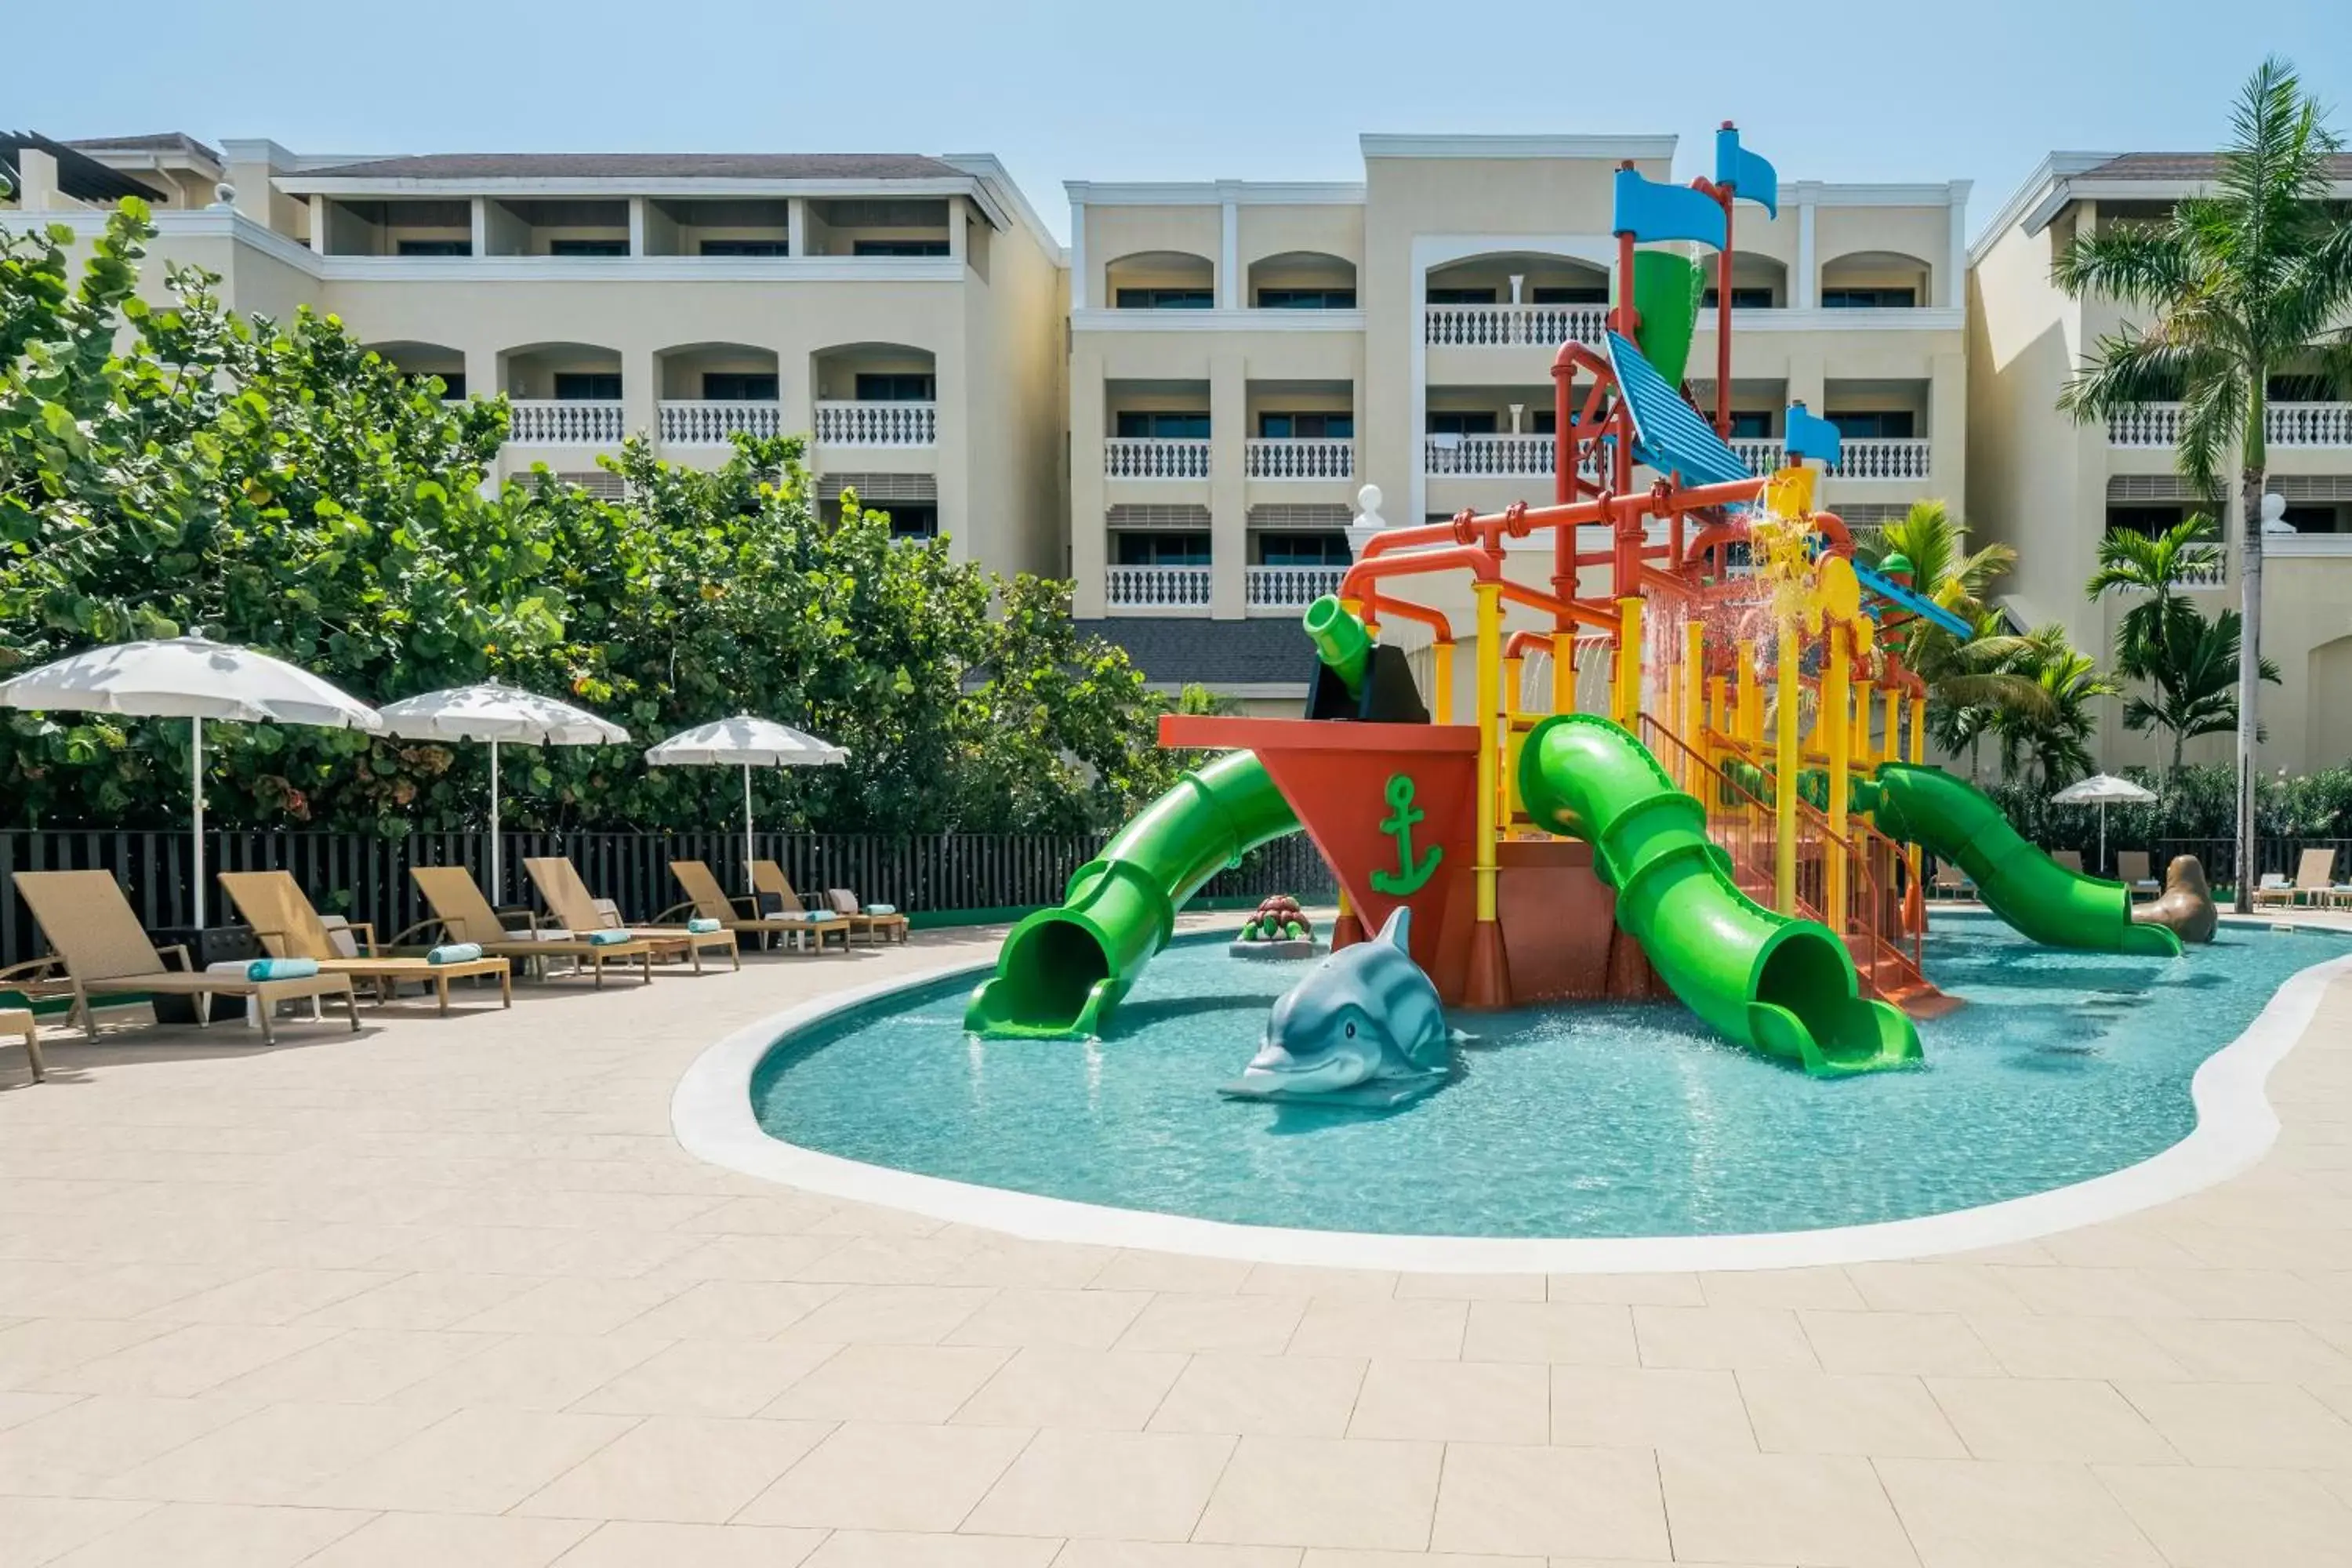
top-left (2053, 56), bottom-right (2352, 906)
top-left (2118, 604), bottom-right (2279, 782)
top-left (1993, 625), bottom-right (2116, 789)
top-left (2086, 514), bottom-right (2224, 680)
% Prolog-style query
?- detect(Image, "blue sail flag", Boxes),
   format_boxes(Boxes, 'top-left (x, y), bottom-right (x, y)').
top-left (1714, 127), bottom-right (1780, 217)
top-left (1784, 402), bottom-right (1843, 467)
top-left (1611, 168), bottom-right (1726, 249)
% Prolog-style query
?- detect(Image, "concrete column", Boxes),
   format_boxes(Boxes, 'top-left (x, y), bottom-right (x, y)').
top-left (1929, 349), bottom-right (1967, 516)
top-left (1794, 184), bottom-right (1818, 310)
top-left (777, 337), bottom-right (815, 451)
top-left (309, 194), bottom-right (328, 256)
top-left (471, 198), bottom-right (488, 259)
top-left (1218, 189), bottom-right (1240, 310)
top-left (1068, 199), bottom-right (1087, 310)
top-left (622, 347), bottom-right (659, 445)
top-left (627, 197), bottom-right (646, 257)
top-left (1944, 182), bottom-right (1969, 310)
top-left (932, 326), bottom-right (973, 564)
top-left (1210, 351), bottom-right (1248, 618)
top-left (1786, 346), bottom-right (1827, 420)
top-left (1069, 347), bottom-right (1109, 618)
top-left (947, 195), bottom-right (967, 264)
top-left (786, 198), bottom-right (808, 259)
top-left (12, 148), bottom-right (60, 209)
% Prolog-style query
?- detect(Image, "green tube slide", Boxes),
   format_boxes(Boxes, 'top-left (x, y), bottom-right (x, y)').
top-left (965, 750), bottom-right (1301, 1038)
top-left (1864, 763), bottom-right (2182, 958)
top-left (1518, 713), bottom-right (1921, 1076)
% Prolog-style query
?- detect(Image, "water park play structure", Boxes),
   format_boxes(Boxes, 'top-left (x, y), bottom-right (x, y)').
top-left (966, 123), bottom-right (2183, 1076)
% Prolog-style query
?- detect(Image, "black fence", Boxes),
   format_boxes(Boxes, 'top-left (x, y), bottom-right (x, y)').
top-left (2151, 837), bottom-right (2352, 889)
top-left (0, 828), bottom-right (1335, 968)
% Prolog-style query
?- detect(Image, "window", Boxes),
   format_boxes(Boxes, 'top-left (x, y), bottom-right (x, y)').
top-left (1255, 287), bottom-right (1356, 309)
top-left (1258, 412), bottom-right (1353, 439)
top-left (700, 238), bottom-right (789, 256)
top-left (1426, 286), bottom-right (1497, 304)
top-left (1116, 411), bottom-right (1210, 439)
top-left (702, 372), bottom-right (778, 401)
top-left (1258, 532), bottom-right (1352, 566)
top-left (395, 239), bottom-right (470, 257)
top-left (855, 372), bottom-right (936, 403)
top-left (1115, 287), bottom-right (1214, 309)
top-left (1530, 412), bottom-right (1558, 436)
top-left (1700, 287), bottom-right (1776, 309)
top-left (2281, 504), bottom-right (2348, 535)
top-left (553, 372), bottom-right (622, 401)
top-left (2105, 505), bottom-right (2193, 539)
top-left (1827, 410), bottom-right (1915, 440)
top-left (1531, 285), bottom-right (1606, 303)
top-left (1115, 532), bottom-right (1211, 566)
top-left (1729, 410), bottom-right (1774, 438)
top-left (880, 503), bottom-right (938, 540)
top-left (1821, 287), bottom-right (1917, 309)
top-left (2268, 373), bottom-right (2336, 401)
top-left (853, 238), bottom-right (949, 257)
top-left (410, 371), bottom-right (466, 400)
top-left (1427, 411), bottom-right (1499, 437)
top-left (549, 238), bottom-right (629, 257)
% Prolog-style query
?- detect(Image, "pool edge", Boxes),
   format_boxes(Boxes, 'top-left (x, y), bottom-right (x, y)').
top-left (670, 918), bottom-right (2352, 1273)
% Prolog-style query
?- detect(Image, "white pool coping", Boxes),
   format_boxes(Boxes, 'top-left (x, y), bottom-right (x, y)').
top-left (671, 916), bottom-right (2352, 1272)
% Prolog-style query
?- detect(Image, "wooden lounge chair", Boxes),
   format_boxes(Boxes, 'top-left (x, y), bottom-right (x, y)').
top-left (747, 861), bottom-right (861, 952)
top-left (662, 859), bottom-right (848, 953)
top-left (2050, 849), bottom-right (2085, 874)
top-left (405, 867), bottom-right (657, 987)
top-left (2284, 848), bottom-right (2341, 909)
top-left (2, 1007), bottom-right (42, 1083)
top-left (1929, 863), bottom-right (1975, 901)
top-left (216, 870), bottom-right (511, 1015)
top-left (2115, 850), bottom-right (2159, 899)
top-left (524, 856), bottom-right (738, 974)
top-left (2252, 872), bottom-right (2296, 908)
top-left (822, 887), bottom-right (910, 946)
top-left (10, 870), bottom-right (359, 1045)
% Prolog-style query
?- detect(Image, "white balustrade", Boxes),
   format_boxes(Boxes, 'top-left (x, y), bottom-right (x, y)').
top-left (2107, 405), bottom-right (2183, 446)
top-left (1423, 303), bottom-right (1609, 349)
top-left (2267, 402), bottom-right (2352, 446)
top-left (1105, 437), bottom-right (1212, 479)
top-left (1243, 438), bottom-right (1354, 480)
top-left (1105, 565), bottom-right (1213, 608)
top-left (2266, 531), bottom-right (2352, 557)
top-left (658, 401), bottom-right (783, 443)
top-left (1826, 438), bottom-right (1932, 480)
top-left (1422, 434), bottom-right (1560, 477)
top-left (813, 401), bottom-right (936, 446)
top-left (1246, 565), bottom-right (1348, 608)
top-left (506, 400), bottom-right (624, 444)
top-left (1730, 438), bottom-right (1786, 472)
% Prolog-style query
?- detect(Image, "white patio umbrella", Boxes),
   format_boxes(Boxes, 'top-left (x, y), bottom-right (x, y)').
top-left (375, 681), bottom-right (628, 902)
top-left (0, 636), bottom-right (383, 928)
top-left (644, 715), bottom-right (848, 895)
top-left (2052, 773), bottom-right (2158, 877)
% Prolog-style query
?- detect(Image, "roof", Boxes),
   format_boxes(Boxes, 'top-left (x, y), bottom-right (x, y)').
top-left (2078, 151), bottom-right (2352, 180)
top-left (0, 132), bottom-right (164, 203)
top-left (1080, 619), bottom-right (1312, 690)
top-left (65, 132), bottom-right (223, 166)
top-left (296, 151), bottom-right (962, 180)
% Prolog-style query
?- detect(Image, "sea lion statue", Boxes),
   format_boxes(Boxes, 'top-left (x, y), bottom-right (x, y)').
top-left (1221, 905), bottom-right (1453, 1105)
top-left (2132, 855), bottom-right (2217, 945)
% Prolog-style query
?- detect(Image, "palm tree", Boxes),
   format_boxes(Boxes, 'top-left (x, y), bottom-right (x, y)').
top-left (2121, 606), bottom-right (2280, 781)
top-left (2086, 514), bottom-right (2224, 681)
top-left (1994, 626), bottom-right (2117, 789)
top-left (2053, 56), bottom-right (2352, 909)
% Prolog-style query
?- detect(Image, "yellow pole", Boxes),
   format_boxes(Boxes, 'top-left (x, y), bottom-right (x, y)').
top-left (1613, 597), bottom-right (1643, 730)
top-left (1501, 648), bottom-right (1523, 824)
top-left (1682, 615), bottom-right (1705, 756)
top-left (1907, 692), bottom-right (1926, 895)
top-left (1432, 641), bottom-right (1454, 725)
top-left (1823, 626), bottom-right (1851, 930)
top-left (1853, 673), bottom-right (1875, 766)
top-left (1551, 630), bottom-right (1573, 717)
top-left (1474, 582), bottom-right (1503, 922)
top-left (1774, 624), bottom-right (1800, 916)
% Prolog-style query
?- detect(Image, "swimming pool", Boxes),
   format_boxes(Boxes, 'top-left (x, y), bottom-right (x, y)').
top-left (746, 914), bottom-right (2348, 1241)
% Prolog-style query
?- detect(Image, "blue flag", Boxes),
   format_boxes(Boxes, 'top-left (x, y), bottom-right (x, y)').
top-left (1785, 403), bottom-right (1842, 467)
top-left (1714, 126), bottom-right (1780, 218)
top-left (1611, 169), bottom-right (1726, 249)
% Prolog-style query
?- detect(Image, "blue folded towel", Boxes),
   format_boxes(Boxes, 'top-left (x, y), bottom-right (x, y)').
top-left (426, 942), bottom-right (483, 965)
top-left (585, 929), bottom-right (632, 947)
top-left (246, 957), bottom-right (319, 981)
top-left (863, 903), bottom-right (898, 917)
top-left (686, 917), bottom-right (722, 935)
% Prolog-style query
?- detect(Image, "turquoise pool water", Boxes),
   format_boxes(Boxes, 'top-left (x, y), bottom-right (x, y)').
top-left (750, 915), bottom-right (2347, 1238)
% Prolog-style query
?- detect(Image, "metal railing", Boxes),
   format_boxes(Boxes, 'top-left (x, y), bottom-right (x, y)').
top-left (813, 401), bottom-right (936, 446)
top-left (1105, 437), bottom-right (1212, 480)
top-left (1243, 438), bottom-right (1354, 480)
top-left (1246, 565), bottom-right (1347, 609)
top-left (1105, 564), bottom-right (1213, 609)
top-left (658, 401), bottom-right (785, 443)
top-left (2150, 837), bottom-right (2352, 890)
top-left (1423, 303), bottom-right (1609, 348)
top-left (507, 400), bottom-right (625, 444)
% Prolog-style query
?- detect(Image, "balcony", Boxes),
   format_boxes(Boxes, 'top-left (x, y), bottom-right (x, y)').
top-left (1423, 434), bottom-right (1558, 478)
top-left (659, 401), bottom-right (785, 443)
top-left (1243, 438), bottom-right (1355, 481)
top-left (1247, 565), bottom-right (1348, 610)
top-left (1424, 303), bottom-right (1607, 349)
top-left (2110, 403), bottom-right (2352, 448)
top-left (814, 401), bottom-right (935, 446)
top-left (508, 401), bottom-right (623, 444)
top-left (1828, 438), bottom-right (1931, 481)
top-left (1105, 438), bottom-right (1212, 480)
top-left (1730, 438), bottom-right (1785, 472)
top-left (1105, 565), bottom-right (1212, 610)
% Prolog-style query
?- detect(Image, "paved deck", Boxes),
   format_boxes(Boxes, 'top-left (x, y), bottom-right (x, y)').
top-left (2, 917), bottom-right (2350, 1566)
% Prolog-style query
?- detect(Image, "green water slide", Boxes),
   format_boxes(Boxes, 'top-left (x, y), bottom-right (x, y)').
top-left (964, 750), bottom-right (1300, 1038)
top-left (1519, 713), bottom-right (1921, 1076)
top-left (1861, 764), bottom-right (2182, 958)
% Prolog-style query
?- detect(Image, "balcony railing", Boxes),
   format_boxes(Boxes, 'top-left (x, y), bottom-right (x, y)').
top-left (1105, 565), bottom-right (1212, 609)
top-left (2111, 402), bottom-right (2352, 448)
top-left (2260, 532), bottom-right (2352, 559)
top-left (1105, 437), bottom-right (1212, 480)
top-left (1423, 434), bottom-right (1559, 477)
top-left (1243, 437), bottom-right (1355, 481)
top-left (659, 401), bottom-right (784, 443)
top-left (814, 401), bottom-right (936, 446)
top-left (508, 400), bottom-right (624, 444)
top-left (1730, 438), bottom-right (1786, 472)
top-left (1247, 565), bottom-right (1348, 609)
top-left (1827, 438), bottom-right (1932, 480)
top-left (1424, 303), bottom-right (1609, 349)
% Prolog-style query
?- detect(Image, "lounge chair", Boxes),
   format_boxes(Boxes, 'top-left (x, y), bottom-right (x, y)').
top-left (662, 859), bottom-right (848, 953)
top-left (747, 861), bottom-right (862, 952)
top-left (2, 1007), bottom-right (42, 1083)
top-left (216, 870), bottom-right (511, 1015)
top-left (2115, 850), bottom-right (2159, 899)
top-left (523, 856), bottom-right (738, 974)
top-left (2282, 848), bottom-right (2343, 909)
top-left (2051, 849), bottom-right (2085, 874)
top-left (9, 870), bottom-right (359, 1045)
top-left (405, 866), bottom-right (657, 987)
top-left (2252, 872), bottom-right (2295, 908)
top-left (822, 887), bottom-right (910, 946)
top-left (1929, 863), bottom-right (1976, 901)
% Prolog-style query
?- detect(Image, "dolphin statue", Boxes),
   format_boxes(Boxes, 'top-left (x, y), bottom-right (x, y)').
top-left (1221, 906), bottom-right (1453, 1104)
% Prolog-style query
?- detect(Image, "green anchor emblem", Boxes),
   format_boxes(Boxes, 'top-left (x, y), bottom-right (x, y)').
top-left (1369, 773), bottom-right (1443, 896)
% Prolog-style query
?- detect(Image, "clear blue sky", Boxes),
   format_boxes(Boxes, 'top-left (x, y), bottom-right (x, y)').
top-left (16, 0), bottom-right (2349, 244)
